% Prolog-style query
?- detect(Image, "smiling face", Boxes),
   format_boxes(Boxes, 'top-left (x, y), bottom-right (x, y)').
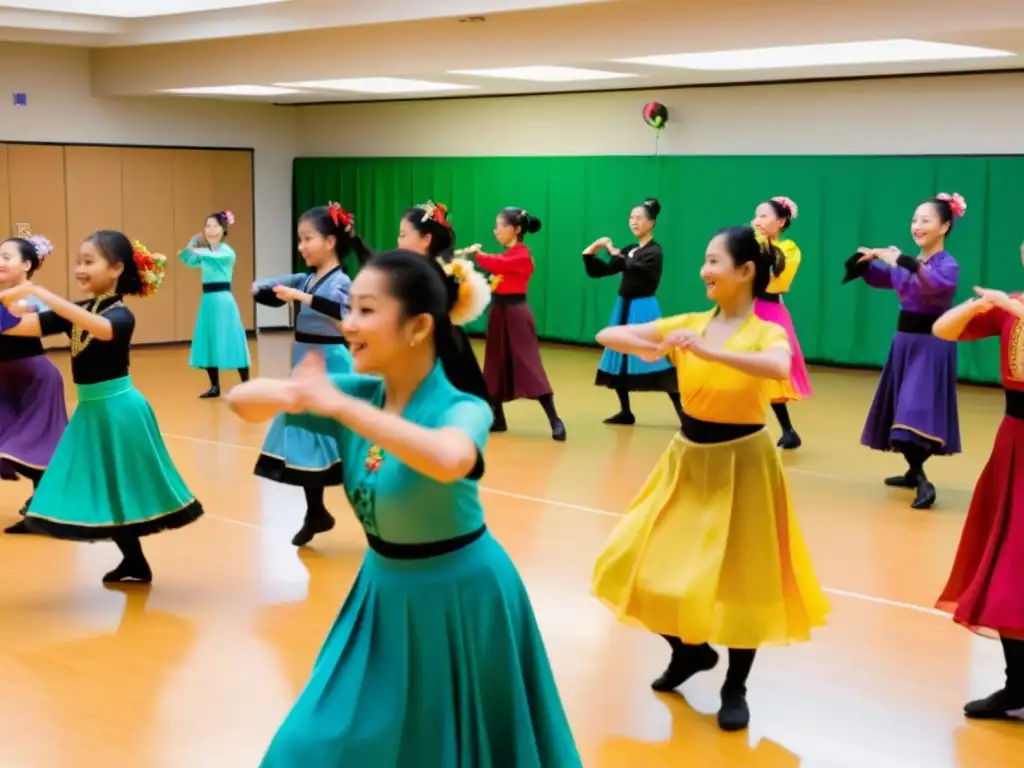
top-left (297, 218), bottom-right (336, 269)
top-left (0, 240), bottom-right (33, 286)
top-left (204, 216), bottom-right (225, 245)
top-left (752, 202), bottom-right (784, 239)
top-left (911, 202), bottom-right (949, 250)
top-left (340, 266), bottom-right (433, 375)
top-left (75, 239), bottom-right (122, 295)
top-left (699, 233), bottom-right (755, 303)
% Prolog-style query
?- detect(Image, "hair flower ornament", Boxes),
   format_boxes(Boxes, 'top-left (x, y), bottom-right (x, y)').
top-left (132, 241), bottom-right (167, 298)
top-left (222, 210), bottom-right (235, 226)
top-left (771, 196), bottom-right (799, 220)
top-left (327, 201), bottom-right (353, 229)
top-left (420, 201), bottom-right (451, 228)
top-left (936, 192), bottom-right (967, 219)
top-left (441, 257), bottom-right (491, 326)
top-left (26, 234), bottom-right (54, 261)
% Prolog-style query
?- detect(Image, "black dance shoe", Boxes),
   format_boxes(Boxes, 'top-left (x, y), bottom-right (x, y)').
top-left (777, 429), bottom-right (801, 450)
top-left (603, 412), bottom-right (636, 426)
top-left (103, 559), bottom-right (153, 584)
top-left (551, 419), bottom-right (567, 442)
top-left (884, 472), bottom-right (918, 488)
top-left (292, 509), bottom-right (335, 547)
top-left (718, 684), bottom-right (751, 731)
top-left (199, 386), bottom-right (221, 399)
top-left (911, 480), bottom-right (937, 509)
top-left (964, 688), bottom-right (1024, 721)
top-left (651, 643), bottom-right (719, 692)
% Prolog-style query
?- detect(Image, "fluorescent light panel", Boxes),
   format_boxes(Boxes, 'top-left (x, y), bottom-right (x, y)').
top-left (162, 85), bottom-right (301, 96)
top-left (449, 66), bottom-right (638, 82)
top-left (616, 39), bottom-right (1015, 71)
top-left (275, 78), bottom-right (477, 94)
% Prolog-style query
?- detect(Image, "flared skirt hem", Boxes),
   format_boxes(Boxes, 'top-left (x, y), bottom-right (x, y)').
top-left (254, 453), bottom-right (344, 487)
top-left (25, 499), bottom-right (203, 541)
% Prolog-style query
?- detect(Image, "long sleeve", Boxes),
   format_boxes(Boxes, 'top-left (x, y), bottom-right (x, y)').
top-left (476, 249), bottom-right (534, 277)
top-left (253, 272), bottom-right (307, 307)
top-left (863, 261), bottom-right (895, 290)
top-left (914, 254), bottom-right (959, 295)
top-left (308, 273), bottom-right (351, 321)
top-left (582, 252), bottom-right (624, 279)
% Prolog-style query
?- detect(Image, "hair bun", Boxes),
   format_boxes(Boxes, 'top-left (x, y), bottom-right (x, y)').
top-left (642, 198), bottom-right (662, 218)
top-left (441, 257), bottom-right (492, 326)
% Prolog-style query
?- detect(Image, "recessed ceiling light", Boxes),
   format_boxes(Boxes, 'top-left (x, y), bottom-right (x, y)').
top-left (274, 78), bottom-right (478, 94)
top-left (449, 66), bottom-right (638, 82)
top-left (615, 39), bottom-right (1015, 71)
top-left (162, 85), bottom-right (302, 96)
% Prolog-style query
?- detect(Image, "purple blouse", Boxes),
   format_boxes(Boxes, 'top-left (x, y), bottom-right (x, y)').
top-left (863, 250), bottom-right (959, 314)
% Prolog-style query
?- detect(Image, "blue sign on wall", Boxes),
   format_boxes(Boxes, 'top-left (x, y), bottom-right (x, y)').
top-left (12, 93), bottom-right (27, 106)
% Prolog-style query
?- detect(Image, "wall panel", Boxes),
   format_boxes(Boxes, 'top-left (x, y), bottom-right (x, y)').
top-left (65, 145), bottom-right (124, 301)
top-left (211, 151), bottom-right (255, 330)
top-left (121, 148), bottom-right (177, 344)
top-left (8, 144), bottom-right (68, 349)
top-left (171, 150), bottom-right (216, 341)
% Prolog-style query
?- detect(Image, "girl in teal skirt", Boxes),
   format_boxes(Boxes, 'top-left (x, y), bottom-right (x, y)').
top-left (179, 210), bottom-right (252, 398)
top-left (0, 231), bottom-right (203, 584)
top-left (228, 250), bottom-right (581, 767)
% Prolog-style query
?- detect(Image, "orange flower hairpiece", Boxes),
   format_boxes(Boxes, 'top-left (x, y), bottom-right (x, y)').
top-left (131, 241), bottom-right (167, 298)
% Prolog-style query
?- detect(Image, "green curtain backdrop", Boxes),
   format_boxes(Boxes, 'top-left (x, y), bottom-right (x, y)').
top-left (293, 155), bottom-right (1024, 385)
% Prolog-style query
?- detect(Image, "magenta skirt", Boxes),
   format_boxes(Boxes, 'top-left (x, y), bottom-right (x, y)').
top-left (0, 356), bottom-right (68, 477)
top-left (753, 295), bottom-right (812, 401)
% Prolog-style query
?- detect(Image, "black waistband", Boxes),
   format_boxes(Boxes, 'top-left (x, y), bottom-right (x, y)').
top-left (366, 525), bottom-right (486, 560)
top-left (0, 338), bottom-right (44, 362)
top-left (1007, 389), bottom-right (1024, 420)
top-left (897, 311), bottom-right (939, 334)
top-left (492, 293), bottom-right (527, 306)
top-left (758, 293), bottom-right (782, 304)
top-left (680, 412), bottom-right (762, 444)
top-left (202, 282), bottom-right (231, 293)
top-left (294, 331), bottom-right (346, 346)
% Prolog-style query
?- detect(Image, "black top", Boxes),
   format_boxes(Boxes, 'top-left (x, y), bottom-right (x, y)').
top-left (38, 294), bottom-right (134, 384)
top-left (582, 241), bottom-right (664, 298)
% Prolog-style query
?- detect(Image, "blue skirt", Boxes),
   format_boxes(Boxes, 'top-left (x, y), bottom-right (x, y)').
top-left (596, 296), bottom-right (677, 392)
top-left (189, 289), bottom-right (251, 370)
top-left (861, 331), bottom-right (961, 455)
top-left (254, 340), bottom-right (354, 486)
top-left (259, 530), bottom-right (582, 768)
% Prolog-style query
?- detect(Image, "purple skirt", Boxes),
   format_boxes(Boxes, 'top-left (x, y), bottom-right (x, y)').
top-left (0, 356), bottom-right (68, 476)
top-left (861, 331), bottom-right (961, 455)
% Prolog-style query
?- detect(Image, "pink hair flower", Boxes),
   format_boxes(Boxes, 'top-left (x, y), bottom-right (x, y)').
top-left (936, 193), bottom-right (967, 219)
top-left (771, 196), bottom-right (798, 220)
top-left (27, 234), bottom-right (54, 260)
top-left (222, 210), bottom-right (235, 225)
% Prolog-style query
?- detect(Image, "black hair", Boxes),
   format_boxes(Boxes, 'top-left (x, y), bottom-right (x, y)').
top-left (362, 249), bottom-right (470, 386)
top-left (207, 211), bottom-right (231, 237)
top-left (1, 237), bottom-right (42, 276)
top-left (299, 205), bottom-right (354, 260)
top-left (639, 198), bottom-right (661, 221)
top-left (84, 230), bottom-right (144, 296)
top-left (402, 206), bottom-right (455, 260)
top-left (924, 197), bottom-right (957, 235)
top-left (765, 199), bottom-right (794, 231)
top-left (714, 225), bottom-right (779, 299)
top-left (499, 207), bottom-right (542, 241)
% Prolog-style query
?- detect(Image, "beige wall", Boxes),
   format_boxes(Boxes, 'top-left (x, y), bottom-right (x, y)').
top-left (0, 42), bottom-right (297, 327)
top-left (295, 72), bottom-right (1024, 157)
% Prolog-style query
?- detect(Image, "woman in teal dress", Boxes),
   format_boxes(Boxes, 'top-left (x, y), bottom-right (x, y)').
top-left (0, 231), bottom-right (203, 584)
top-left (228, 250), bottom-right (580, 767)
top-left (179, 210), bottom-right (252, 398)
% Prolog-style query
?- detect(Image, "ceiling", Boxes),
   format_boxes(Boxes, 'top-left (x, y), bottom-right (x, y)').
top-left (6, 0), bottom-right (1024, 103)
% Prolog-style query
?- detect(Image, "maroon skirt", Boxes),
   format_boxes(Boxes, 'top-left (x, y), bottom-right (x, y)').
top-left (936, 389), bottom-right (1024, 640)
top-left (483, 295), bottom-right (552, 402)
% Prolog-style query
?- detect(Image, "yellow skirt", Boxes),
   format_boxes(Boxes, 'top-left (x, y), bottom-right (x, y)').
top-left (592, 429), bottom-right (829, 648)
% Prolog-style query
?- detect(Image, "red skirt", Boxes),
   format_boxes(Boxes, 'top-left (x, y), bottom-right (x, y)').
top-left (483, 296), bottom-right (552, 402)
top-left (937, 412), bottom-right (1024, 640)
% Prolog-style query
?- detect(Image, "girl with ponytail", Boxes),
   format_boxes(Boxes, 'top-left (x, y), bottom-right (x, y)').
top-left (0, 231), bottom-right (202, 583)
top-left (226, 249), bottom-right (581, 767)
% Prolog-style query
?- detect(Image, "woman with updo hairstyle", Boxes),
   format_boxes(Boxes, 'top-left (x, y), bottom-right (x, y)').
top-left (751, 196), bottom-right (812, 449)
top-left (464, 206), bottom-right (565, 440)
top-left (178, 209), bottom-right (252, 398)
top-left (591, 225), bottom-right (828, 733)
top-left (582, 197), bottom-right (683, 426)
top-left (843, 192), bottom-right (964, 510)
top-left (251, 202), bottom-right (355, 548)
top-left (0, 233), bottom-right (68, 534)
top-left (227, 249), bottom-right (581, 767)
top-left (0, 230), bottom-right (202, 583)
top-left (932, 259), bottom-right (1024, 721)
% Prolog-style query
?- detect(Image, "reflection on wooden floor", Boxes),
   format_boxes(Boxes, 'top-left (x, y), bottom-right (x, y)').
top-left (0, 333), bottom-right (1020, 767)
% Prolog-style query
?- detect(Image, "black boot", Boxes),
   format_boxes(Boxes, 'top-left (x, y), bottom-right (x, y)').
top-left (490, 401), bottom-right (508, 433)
top-left (717, 649), bottom-right (756, 731)
top-left (772, 403), bottom-right (801, 449)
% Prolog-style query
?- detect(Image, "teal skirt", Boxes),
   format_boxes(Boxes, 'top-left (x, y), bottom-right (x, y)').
top-left (25, 377), bottom-right (203, 540)
top-left (189, 288), bottom-right (251, 370)
top-left (254, 341), bottom-right (353, 486)
top-left (259, 530), bottom-right (581, 767)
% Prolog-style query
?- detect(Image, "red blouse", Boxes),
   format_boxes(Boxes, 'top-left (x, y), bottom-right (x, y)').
top-left (960, 300), bottom-right (1024, 391)
top-left (476, 243), bottom-right (534, 295)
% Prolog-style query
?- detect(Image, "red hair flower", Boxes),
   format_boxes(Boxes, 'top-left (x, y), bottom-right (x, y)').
top-left (327, 201), bottom-right (353, 229)
top-left (419, 201), bottom-right (451, 229)
top-left (131, 240), bottom-right (167, 298)
top-left (936, 192), bottom-right (967, 219)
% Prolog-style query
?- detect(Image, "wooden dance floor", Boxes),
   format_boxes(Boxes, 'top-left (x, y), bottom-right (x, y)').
top-left (0, 333), bottom-right (1019, 768)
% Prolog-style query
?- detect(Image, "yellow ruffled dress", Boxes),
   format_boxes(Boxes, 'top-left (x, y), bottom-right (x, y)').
top-left (592, 309), bottom-right (829, 649)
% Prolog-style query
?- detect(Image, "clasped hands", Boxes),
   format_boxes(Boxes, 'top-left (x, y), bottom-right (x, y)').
top-left (638, 329), bottom-right (709, 363)
top-left (227, 352), bottom-right (346, 422)
top-left (856, 246), bottom-right (901, 265)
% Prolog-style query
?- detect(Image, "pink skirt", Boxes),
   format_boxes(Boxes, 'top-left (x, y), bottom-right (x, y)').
top-left (753, 296), bottom-right (812, 402)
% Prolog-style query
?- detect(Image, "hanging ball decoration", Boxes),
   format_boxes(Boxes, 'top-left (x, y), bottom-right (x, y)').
top-left (642, 101), bottom-right (669, 130)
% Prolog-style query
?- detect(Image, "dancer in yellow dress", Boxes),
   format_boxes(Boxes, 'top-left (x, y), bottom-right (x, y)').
top-left (592, 225), bottom-right (829, 732)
